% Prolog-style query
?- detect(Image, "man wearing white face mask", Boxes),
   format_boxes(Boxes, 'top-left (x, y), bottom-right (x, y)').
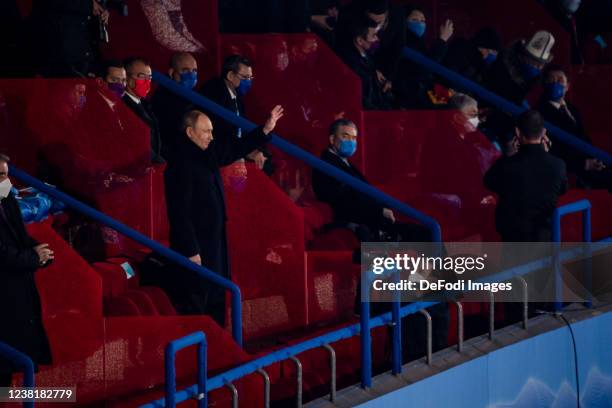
top-left (0, 154), bottom-right (53, 386)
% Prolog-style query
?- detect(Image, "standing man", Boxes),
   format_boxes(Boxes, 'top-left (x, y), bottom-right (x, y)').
top-left (0, 154), bottom-right (53, 386)
top-left (122, 57), bottom-right (164, 163)
top-left (151, 52), bottom-right (199, 162)
top-left (164, 106), bottom-right (283, 325)
top-left (200, 55), bottom-right (274, 175)
top-left (484, 110), bottom-right (568, 241)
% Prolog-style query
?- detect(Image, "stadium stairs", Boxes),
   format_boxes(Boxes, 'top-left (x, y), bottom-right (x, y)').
top-left (1, 0), bottom-right (611, 406)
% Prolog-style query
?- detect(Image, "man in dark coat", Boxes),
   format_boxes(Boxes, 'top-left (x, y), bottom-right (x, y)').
top-left (29, 0), bottom-right (108, 77)
top-left (443, 27), bottom-right (501, 86)
top-left (151, 52), bottom-right (199, 162)
top-left (312, 119), bottom-right (431, 242)
top-left (336, 17), bottom-right (393, 110)
top-left (199, 55), bottom-right (274, 175)
top-left (164, 106), bottom-right (283, 325)
top-left (122, 57), bottom-right (164, 164)
top-left (484, 110), bottom-right (568, 242)
top-left (0, 154), bottom-right (53, 386)
top-left (394, 6), bottom-right (454, 109)
top-left (483, 31), bottom-right (555, 106)
top-left (535, 65), bottom-right (612, 191)
top-left (335, 0), bottom-right (405, 81)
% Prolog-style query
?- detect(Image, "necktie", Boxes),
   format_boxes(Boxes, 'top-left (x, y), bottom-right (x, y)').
top-left (233, 98), bottom-right (242, 139)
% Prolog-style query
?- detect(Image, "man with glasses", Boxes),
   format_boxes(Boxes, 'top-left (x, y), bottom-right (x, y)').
top-left (200, 54), bottom-right (274, 175)
top-left (122, 56), bottom-right (164, 163)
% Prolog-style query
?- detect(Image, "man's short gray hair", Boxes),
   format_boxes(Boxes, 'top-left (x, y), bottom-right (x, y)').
top-left (182, 110), bottom-right (207, 133)
top-left (0, 153), bottom-right (10, 164)
top-left (449, 93), bottom-right (478, 110)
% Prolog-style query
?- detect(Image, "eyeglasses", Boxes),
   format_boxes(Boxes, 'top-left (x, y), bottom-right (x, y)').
top-left (130, 73), bottom-right (153, 80)
top-left (236, 73), bottom-right (254, 81)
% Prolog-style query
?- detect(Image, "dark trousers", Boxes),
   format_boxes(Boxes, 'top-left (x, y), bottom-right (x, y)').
top-left (0, 372), bottom-right (12, 387)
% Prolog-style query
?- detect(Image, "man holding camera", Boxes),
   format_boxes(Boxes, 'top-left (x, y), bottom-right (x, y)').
top-left (30, 0), bottom-right (110, 77)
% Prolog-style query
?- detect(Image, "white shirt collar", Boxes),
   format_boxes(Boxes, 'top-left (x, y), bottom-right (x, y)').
top-left (226, 83), bottom-right (237, 100)
top-left (328, 147), bottom-right (350, 166)
top-left (125, 91), bottom-right (141, 104)
top-left (549, 99), bottom-right (565, 109)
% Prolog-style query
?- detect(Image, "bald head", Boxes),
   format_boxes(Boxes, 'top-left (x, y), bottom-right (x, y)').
top-left (169, 52), bottom-right (198, 85)
top-left (183, 110), bottom-right (214, 150)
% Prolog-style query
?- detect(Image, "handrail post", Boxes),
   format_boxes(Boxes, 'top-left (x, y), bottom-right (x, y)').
top-left (322, 345), bottom-right (337, 403)
top-left (288, 356), bottom-right (303, 408)
top-left (418, 310), bottom-right (433, 365)
top-left (391, 270), bottom-right (402, 375)
top-left (256, 369), bottom-right (270, 408)
top-left (488, 291), bottom-right (495, 340)
top-left (360, 275), bottom-right (372, 389)
top-left (165, 332), bottom-right (207, 408)
top-left (453, 302), bottom-right (464, 352)
top-left (0, 341), bottom-right (36, 408)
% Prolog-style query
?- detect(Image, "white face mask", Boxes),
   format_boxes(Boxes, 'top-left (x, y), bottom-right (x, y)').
top-left (0, 178), bottom-right (12, 199)
top-left (468, 117), bottom-right (480, 129)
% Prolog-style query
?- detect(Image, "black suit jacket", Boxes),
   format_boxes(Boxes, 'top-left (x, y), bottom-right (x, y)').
top-left (336, 45), bottom-right (392, 110)
top-left (535, 99), bottom-right (590, 174)
top-left (199, 77), bottom-right (274, 175)
top-left (164, 127), bottom-right (271, 281)
top-left (484, 144), bottom-right (568, 241)
top-left (150, 85), bottom-right (194, 162)
top-left (335, 0), bottom-right (405, 80)
top-left (312, 149), bottom-right (385, 229)
top-left (0, 194), bottom-right (52, 375)
top-left (122, 94), bottom-right (164, 164)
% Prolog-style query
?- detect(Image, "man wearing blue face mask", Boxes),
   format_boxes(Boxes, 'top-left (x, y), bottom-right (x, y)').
top-left (443, 27), bottom-right (501, 86)
top-left (312, 119), bottom-right (433, 243)
top-left (200, 55), bottom-right (274, 175)
top-left (536, 65), bottom-right (612, 191)
top-left (152, 52), bottom-right (199, 162)
top-left (483, 31), bottom-right (555, 105)
top-left (394, 5), bottom-right (454, 108)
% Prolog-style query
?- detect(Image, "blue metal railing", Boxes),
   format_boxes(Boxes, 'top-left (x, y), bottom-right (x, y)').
top-left (145, 233), bottom-right (612, 407)
top-left (552, 199), bottom-right (593, 310)
top-left (152, 72), bottom-right (442, 242)
top-left (165, 332), bottom-right (207, 408)
top-left (7, 166), bottom-right (244, 346)
top-left (402, 47), bottom-right (612, 167)
top-left (552, 199), bottom-right (592, 243)
top-left (0, 341), bottom-right (35, 408)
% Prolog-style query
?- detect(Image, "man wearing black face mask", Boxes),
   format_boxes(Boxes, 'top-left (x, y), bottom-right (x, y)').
top-left (483, 31), bottom-right (555, 106)
top-left (200, 55), bottom-right (274, 175)
top-left (336, 17), bottom-right (393, 110)
top-left (335, 0), bottom-right (405, 82)
top-left (535, 65), bottom-right (612, 191)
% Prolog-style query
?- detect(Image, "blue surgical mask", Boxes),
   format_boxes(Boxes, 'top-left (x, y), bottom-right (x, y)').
top-left (407, 21), bottom-right (426, 38)
top-left (484, 53), bottom-right (497, 65)
top-left (337, 140), bottom-right (357, 158)
top-left (237, 79), bottom-right (252, 97)
top-left (545, 82), bottom-right (566, 101)
top-left (522, 63), bottom-right (541, 80)
top-left (179, 71), bottom-right (198, 89)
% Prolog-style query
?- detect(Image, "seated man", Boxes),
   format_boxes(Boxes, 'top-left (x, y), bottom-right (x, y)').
top-left (98, 60), bottom-right (127, 99)
top-left (312, 119), bottom-right (431, 242)
top-left (484, 110), bottom-right (568, 242)
top-left (0, 154), bottom-right (53, 386)
top-left (336, 16), bottom-right (393, 110)
top-left (199, 55), bottom-right (274, 175)
top-left (151, 52), bottom-right (199, 162)
top-left (122, 56), bottom-right (164, 164)
top-left (164, 106), bottom-right (283, 325)
top-left (535, 65), bottom-right (611, 191)
top-left (483, 31), bottom-right (555, 106)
